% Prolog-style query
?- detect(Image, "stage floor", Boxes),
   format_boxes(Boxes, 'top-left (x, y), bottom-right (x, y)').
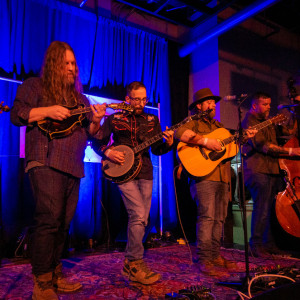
top-left (1, 244), bottom-right (300, 299)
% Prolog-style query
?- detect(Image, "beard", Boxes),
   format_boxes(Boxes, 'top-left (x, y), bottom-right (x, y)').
top-left (66, 74), bottom-right (75, 85)
top-left (264, 110), bottom-right (270, 118)
top-left (208, 109), bottom-right (216, 119)
top-left (62, 72), bottom-right (75, 86)
top-left (133, 106), bottom-right (144, 115)
top-left (258, 110), bottom-right (269, 119)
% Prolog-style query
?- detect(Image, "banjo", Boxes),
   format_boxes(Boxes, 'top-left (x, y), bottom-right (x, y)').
top-left (96, 110), bottom-right (211, 184)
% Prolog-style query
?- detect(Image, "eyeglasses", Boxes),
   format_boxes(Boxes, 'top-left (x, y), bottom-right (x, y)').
top-left (129, 97), bottom-right (149, 103)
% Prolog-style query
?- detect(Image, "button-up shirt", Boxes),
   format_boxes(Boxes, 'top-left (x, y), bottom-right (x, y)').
top-left (10, 77), bottom-right (93, 178)
top-left (175, 117), bottom-right (230, 183)
top-left (242, 111), bottom-right (290, 179)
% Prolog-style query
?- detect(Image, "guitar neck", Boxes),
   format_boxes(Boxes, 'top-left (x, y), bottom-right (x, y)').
top-left (134, 113), bottom-right (205, 154)
top-left (218, 118), bottom-right (275, 146)
top-left (253, 119), bottom-right (272, 131)
top-left (70, 106), bottom-right (92, 116)
top-left (222, 135), bottom-right (235, 146)
top-left (69, 103), bottom-right (130, 116)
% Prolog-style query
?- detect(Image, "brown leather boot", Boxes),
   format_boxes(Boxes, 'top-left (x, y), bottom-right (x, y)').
top-left (32, 272), bottom-right (58, 300)
top-left (53, 263), bottom-right (82, 293)
top-left (211, 255), bottom-right (237, 271)
top-left (198, 261), bottom-right (229, 277)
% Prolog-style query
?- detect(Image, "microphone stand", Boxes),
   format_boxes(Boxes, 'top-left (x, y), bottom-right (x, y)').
top-left (218, 95), bottom-right (251, 290)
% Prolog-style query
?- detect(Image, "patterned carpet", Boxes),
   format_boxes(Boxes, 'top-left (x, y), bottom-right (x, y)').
top-left (1, 244), bottom-right (300, 299)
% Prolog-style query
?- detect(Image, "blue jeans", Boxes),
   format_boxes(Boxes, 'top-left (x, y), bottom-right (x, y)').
top-left (118, 179), bottom-right (153, 261)
top-left (28, 166), bottom-right (80, 275)
top-left (190, 180), bottom-right (229, 262)
top-left (245, 173), bottom-right (284, 249)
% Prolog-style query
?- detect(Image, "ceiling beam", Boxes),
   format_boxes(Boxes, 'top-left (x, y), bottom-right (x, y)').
top-left (180, 0), bottom-right (214, 14)
top-left (179, 0), bottom-right (282, 57)
top-left (154, 0), bottom-right (171, 14)
top-left (116, 0), bottom-right (192, 26)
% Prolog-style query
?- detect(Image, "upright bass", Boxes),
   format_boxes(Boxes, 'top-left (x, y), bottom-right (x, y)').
top-left (275, 137), bottom-right (300, 238)
top-left (275, 78), bottom-right (300, 238)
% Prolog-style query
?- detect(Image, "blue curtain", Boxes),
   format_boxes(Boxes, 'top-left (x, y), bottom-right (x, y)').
top-left (0, 80), bottom-right (25, 252)
top-left (90, 17), bottom-right (169, 105)
top-left (0, 0), bottom-right (176, 252)
top-left (0, 0), bottom-right (97, 81)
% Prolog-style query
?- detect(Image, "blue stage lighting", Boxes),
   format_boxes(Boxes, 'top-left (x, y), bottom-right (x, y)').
top-left (179, 0), bottom-right (281, 57)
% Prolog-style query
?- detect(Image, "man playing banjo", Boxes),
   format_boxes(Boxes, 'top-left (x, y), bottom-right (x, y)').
top-left (93, 81), bottom-right (174, 284)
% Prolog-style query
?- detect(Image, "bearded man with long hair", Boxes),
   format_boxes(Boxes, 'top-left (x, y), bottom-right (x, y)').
top-left (11, 41), bottom-right (106, 299)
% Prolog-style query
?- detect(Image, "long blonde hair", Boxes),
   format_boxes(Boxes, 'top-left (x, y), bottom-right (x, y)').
top-left (40, 41), bottom-right (83, 106)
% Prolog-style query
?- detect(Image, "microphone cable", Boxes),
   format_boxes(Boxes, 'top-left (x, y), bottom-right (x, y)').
top-left (173, 164), bottom-right (193, 265)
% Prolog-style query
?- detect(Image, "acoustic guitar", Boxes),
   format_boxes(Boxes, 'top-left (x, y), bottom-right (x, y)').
top-left (96, 110), bottom-right (212, 184)
top-left (177, 114), bottom-right (287, 177)
top-left (37, 102), bottom-right (133, 139)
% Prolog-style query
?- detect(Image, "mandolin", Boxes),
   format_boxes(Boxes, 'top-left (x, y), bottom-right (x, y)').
top-left (177, 114), bottom-right (287, 177)
top-left (94, 110), bottom-right (212, 184)
top-left (37, 102), bottom-right (133, 139)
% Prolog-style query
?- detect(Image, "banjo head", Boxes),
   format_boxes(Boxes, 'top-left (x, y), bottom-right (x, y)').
top-left (102, 145), bottom-right (135, 177)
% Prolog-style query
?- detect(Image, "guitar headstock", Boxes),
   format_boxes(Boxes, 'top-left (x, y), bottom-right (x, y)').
top-left (108, 102), bottom-right (133, 112)
top-left (0, 101), bottom-right (10, 113)
top-left (270, 114), bottom-right (287, 125)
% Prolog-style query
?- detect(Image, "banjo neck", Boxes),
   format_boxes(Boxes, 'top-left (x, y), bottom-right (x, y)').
top-left (133, 110), bottom-right (212, 154)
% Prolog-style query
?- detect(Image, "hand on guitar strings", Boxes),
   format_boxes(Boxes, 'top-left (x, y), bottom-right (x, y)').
top-left (204, 138), bottom-right (222, 151)
top-left (105, 148), bottom-right (125, 165)
top-left (245, 127), bottom-right (257, 138)
top-left (163, 126), bottom-right (174, 147)
top-left (241, 127), bottom-right (258, 143)
top-left (91, 103), bottom-right (107, 123)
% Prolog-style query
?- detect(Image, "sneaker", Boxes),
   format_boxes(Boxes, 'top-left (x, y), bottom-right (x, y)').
top-left (122, 259), bottom-right (161, 285)
top-left (211, 255), bottom-right (237, 270)
top-left (198, 261), bottom-right (229, 277)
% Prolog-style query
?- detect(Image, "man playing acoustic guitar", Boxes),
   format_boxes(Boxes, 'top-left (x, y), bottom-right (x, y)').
top-left (175, 88), bottom-right (256, 277)
top-left (10, 41), bottom-right (106, 299)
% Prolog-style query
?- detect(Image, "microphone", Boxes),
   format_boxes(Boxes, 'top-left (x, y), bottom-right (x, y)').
top-left (223, 94), bottom-right (248, 101)
top-left (277, 104), bottom-right (300, 110)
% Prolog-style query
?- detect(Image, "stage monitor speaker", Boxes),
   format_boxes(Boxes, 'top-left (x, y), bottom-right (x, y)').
top-left (251, 282), bottom-right (300, 300)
